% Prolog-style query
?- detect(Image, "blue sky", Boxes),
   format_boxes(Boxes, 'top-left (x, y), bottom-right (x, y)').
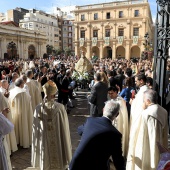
top-left (0, 0), bottom-right (156, 21)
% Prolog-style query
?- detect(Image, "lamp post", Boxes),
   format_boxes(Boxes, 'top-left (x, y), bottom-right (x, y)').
top-left (142, 33), bottom-right (153, 60)
top-left (46, 45), bottom-right (50, 55)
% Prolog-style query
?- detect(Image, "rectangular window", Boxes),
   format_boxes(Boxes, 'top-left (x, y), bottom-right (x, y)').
top-left (106, 12), bottom-right (110, 19)
top-left (105, 29), bottom-right (110, 37)
top-left (133, 28), bottom-right (139, 36)
top-left (134, 10), bottom-right (139, 17)
top-left (93, 30), bottom-right (98, 37)
top-left (94, 13), bottom-right (98, 20)
top-left (80, 30), bottom-right (85, 38)
top-left (118, 28), bottom-right (124, 36)
top-left (68, 26), bottom-right (72, 31)
top-left (81, 14), bottom-right (85, 21)
top-left (119, 11), bottom-right (123, 18)
top-left (29, 23), bottom-right (33, 28)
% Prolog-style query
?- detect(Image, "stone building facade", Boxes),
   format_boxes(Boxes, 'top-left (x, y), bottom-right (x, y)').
top-left (73, 0), bottom-right (153, 59)
top-left (0, 24), bottom-right (47, 59)
top-left (19, 9), bottom-right (61, 49)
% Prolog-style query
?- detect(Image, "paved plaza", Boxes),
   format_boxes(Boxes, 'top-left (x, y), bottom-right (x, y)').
top-left (10, 90), bottom-right (170, 170)
top-left (11, 91), bottom-right (89, 170)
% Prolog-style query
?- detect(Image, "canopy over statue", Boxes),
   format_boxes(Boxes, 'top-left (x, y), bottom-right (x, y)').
top-left (75, 51), bottom-right (93, 73)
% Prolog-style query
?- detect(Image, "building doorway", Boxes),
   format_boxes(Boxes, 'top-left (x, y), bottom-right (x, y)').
top-left (28, 45), bottom-right (36, 60)
top-left (131, 46), bottom-right (140, 58)
top-left (116, 46), bottom-right (125, 59)
top-left (103, 46), bottom-right (112, 59)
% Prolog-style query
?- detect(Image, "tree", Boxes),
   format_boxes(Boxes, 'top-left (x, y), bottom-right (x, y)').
top-left (64, 47), bottom-right (72, 56)
top-left (46, 45), bottom-right (54, 55)
top-left (54, 47), bottom-right (62, 55)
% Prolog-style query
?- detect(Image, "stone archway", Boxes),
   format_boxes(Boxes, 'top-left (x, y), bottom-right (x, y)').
top-left (131, 46), bottom-right (140, 58)
top-left (103, 46), bottom-right (112, 59)
top-left (7, 41), bottom-right (17, 60)
top-left (28, 45), bottom-right (36, 60)
top-left (91, 46), bottom-right (99, 58)
top-left (116, 46), bottom-right (125, 59)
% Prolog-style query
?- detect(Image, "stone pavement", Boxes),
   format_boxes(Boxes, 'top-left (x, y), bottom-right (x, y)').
top-left (11, 91), bottom-right (89, 170)
top-left (10, 90), bottom-right (170, 170)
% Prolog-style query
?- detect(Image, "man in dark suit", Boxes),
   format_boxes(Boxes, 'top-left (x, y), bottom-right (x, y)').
top-left (69, 100), bottom-right (125, 170)
top-left (88, 72), bottom-right (108, 117)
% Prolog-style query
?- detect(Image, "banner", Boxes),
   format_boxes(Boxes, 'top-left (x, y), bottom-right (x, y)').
top-left (117, 36), bottom-right (124, 44)
top-left (104, 37), bottom-right (110, 46)
top-left (92, 37), bottom-right (97, 46)
top-left (79, 38), bottom-right (84, 47)
top-left (133, 36), bottom-right (139, 44)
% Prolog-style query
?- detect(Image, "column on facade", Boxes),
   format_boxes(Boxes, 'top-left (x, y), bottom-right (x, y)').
top-left (75, 42), bottom-right (79, 57)
top-left (125, 41), bottom-right (130, 60)
top-left (87, 23), bottom-right (91, 41)
top-left (86, 42), bottom-right (91, 59)
top-left (126, 20), bottom-right (131, 39)
top-left (25, 42), bottom-right (28, 59)
top-left (99, 41), bottom-right (103, 59)
top-left (74, 24), bottom-right (79, 56)
top-left (112, 42), bottom-right (116, 59)
top-left (74, 24), bottom-right (78, 41)
top-left (2, 37), bottom-right (7, 59)
top-left (17, 37), bottom-right (21, 59)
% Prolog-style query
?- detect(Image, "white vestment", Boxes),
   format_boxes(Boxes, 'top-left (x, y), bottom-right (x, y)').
top-left (0, 112), bottom-right (14, 170)
top-left (127, 85), bottom-right (149, 169)
top-left (0, 92), bottom-right (18, 154)
top-left (0, 87), bottom-right (6, 95)
top-left (31, 102), bottom-right (72, 170)
top-left (9, 82), bottom-right (15, 91)
top-left (9, 87), bottom-right (33, 148)
top-left (126, 104), bottom-right (168, 170)
top-left (111, 96), bottom-right (129, 156)
top-left (26, 78), bottom-right (42, 112)
top-left (130, 85), bottom-right (149, 126)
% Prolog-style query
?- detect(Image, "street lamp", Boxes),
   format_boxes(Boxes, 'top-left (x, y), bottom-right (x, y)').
top-left (46, 45), bottom-right (50, 55)
top-left (8, 41), bottom-right (16, 60)
top-left (142, 33), bottom-right (153, 60)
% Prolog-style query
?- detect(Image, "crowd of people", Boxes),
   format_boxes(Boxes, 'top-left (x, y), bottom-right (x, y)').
top-left (0, 53), bottom-right (170, 170)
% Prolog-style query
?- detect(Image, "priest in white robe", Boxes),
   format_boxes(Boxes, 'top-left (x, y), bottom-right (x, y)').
top-left (26, 70), bottom-right (42, 112)
top-left (108, 86), bottom-right (129, 157)
top-left (0, 92), bottom-right (18, 154)
top-left (8, 78), bottom-right (33, 148)
top-left (31, 80), bottom-right (72, 170)
top-left (0, 108), bottom-right (14, 170)
top-left (126, 89), bottom-right (168, 170)
top-left (127, 73), bottom-right (148, 169)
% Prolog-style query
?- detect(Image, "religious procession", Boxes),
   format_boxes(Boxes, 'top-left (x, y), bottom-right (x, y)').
top-left (0, 49), bottom-right (170, 170)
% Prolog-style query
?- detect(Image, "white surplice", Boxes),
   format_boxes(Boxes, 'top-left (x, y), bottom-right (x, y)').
top-left (31, 101), bottom-right (72, 170)
top-left (111, 96), bottom-right (129, 157)
top-left (126, 104), bottom-right (168, 170)
top-left (0, 112), bottom-right (14, 170)
top-left (0, 92), bottom-right (18, 154)
top-left (127, 85), bottom-right (149, 169)
top-left (9, 87), bottom-right (33, 148)
top-left (26, 78), bottom-right (42, 112)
